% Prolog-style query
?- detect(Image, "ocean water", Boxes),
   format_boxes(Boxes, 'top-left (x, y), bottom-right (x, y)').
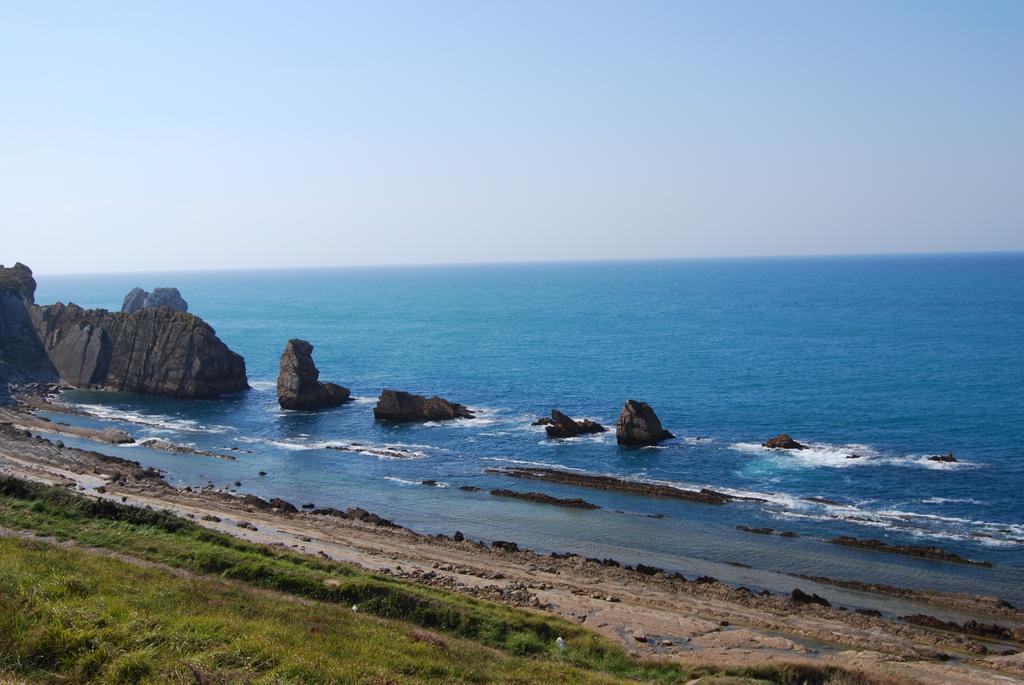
top-left (34, 254), bottom-right (1024, 605)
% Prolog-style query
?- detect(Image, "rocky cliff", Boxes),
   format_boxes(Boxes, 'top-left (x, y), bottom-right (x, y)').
top-left (31, 301), bottom-right (248, 399)
top-left (0, 264), bottom-right (59, 401)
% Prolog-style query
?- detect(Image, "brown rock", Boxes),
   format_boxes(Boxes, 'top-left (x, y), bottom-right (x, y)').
top-left (615, 400), bottom-right (674, 446)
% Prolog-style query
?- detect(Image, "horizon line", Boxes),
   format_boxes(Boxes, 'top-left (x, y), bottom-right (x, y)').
top-left (24, 247), bottom-right (1024, 278)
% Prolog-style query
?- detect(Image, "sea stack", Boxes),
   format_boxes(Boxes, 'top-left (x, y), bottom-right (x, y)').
top-left (276, 339), bottom-right (350, 410)
top-left (373, 389), bottom-right (474, 422)
top-left (762, 434), bottom-right (807, 450)
top-left (543, 409), bottom-right (607, 439)
top-left (615, 400), bottom-right (674, 446)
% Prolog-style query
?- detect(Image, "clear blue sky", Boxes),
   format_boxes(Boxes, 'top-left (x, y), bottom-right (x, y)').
top-left (2, 1), bottom-right (1022, 274)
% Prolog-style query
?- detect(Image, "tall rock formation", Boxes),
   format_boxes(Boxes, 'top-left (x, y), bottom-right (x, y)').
top-left (373, 389), bottom-right (474, 422)
top-left (0, 263), bottom-right (59, 401)
top-left (615, 400), bottom-right (674, 446)
top-left (276, 339), bottom-right (350, 410)
top-left (31, 302), bottom-right (248, 398)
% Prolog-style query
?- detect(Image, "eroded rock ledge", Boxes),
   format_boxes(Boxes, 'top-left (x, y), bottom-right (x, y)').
top-left (488, 488), bottom-right (599, 509)
top-left (485, 466), bottom-right (743, 505)
top-left (830, 535), bottom-right (992, 567)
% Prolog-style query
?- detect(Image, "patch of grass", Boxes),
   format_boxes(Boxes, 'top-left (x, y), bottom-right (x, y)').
top-left (0, 476), bottom-right (879, 684)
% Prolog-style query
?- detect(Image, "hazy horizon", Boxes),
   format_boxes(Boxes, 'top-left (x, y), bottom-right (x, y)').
top-left (3, 1), bottom-right (1022, 275)
top-left (14, 248), bottom-right (1019, 278)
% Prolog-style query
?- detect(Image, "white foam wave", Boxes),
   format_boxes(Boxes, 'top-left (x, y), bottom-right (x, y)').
top-left (384, 476), bottom-right (449, 488)
top-left (70, 403), bottom-right (233, 434)
top-left (921, 497), bottom-right (985, 505)
top-left (481, 456), bottom-right (585, 471)
top-left (731, 441), bottom-right (982, 471)
top-left (249, 380), bottom-right (276, 390)
top-left (384, 476), bottom-right (420, 486)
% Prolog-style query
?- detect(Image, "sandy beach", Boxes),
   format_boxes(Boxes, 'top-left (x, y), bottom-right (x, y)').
top-left (2, 399), bottom-right (1022, 685)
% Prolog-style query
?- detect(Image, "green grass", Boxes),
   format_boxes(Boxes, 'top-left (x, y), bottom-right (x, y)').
top-left (0, 476), bottom-right (878, 684)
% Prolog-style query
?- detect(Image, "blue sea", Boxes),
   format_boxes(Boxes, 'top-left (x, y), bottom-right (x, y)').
top-left (33, 253), bottom-right (1024, 606)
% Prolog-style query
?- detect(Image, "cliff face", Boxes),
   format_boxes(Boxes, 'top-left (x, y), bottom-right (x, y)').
top-left (30, 303), bottom-right (249, 399)
top-left (0, 264), bottom-right (59, 399)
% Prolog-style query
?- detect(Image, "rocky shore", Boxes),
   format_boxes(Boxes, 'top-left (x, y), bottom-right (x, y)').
top-left (1, 419), bottom-right (1022, 684)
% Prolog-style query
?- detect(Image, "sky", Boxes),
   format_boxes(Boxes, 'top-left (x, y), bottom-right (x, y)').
top-left (2, 1), bottom-right (1022, 274)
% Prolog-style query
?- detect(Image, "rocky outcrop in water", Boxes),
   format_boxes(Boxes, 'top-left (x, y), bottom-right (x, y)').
top-left (615, 400), bottom-right (673, 446)
top-left (0, 264), bottom-right (59, 401)
top-left (762, 434), bottom-right (807, 450)
top-left (276, 339), bottom-right (350, 410)
top-left (30, 301), bottom-right (248, 399)
top-left (543, 409), bottom-right (606, 439)
top-left (928, 452), bottom-right (957, 463)
top-left (121, 287), bottom-right (188, 314)
top-left (373, 389), bottom-right (474, 422)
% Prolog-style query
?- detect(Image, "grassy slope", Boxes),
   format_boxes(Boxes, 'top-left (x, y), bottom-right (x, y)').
top-left (0, 476), bottom-right (874, 684)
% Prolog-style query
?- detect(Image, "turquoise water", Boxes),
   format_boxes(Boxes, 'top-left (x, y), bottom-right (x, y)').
top-left (34, 254), bottom-right (1024, 603)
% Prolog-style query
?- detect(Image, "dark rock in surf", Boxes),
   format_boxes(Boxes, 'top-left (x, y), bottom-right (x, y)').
top-left (121, 287), bottom-right (188, 314)
top-left (762, 434), bottom-right (807, 450)
top-left (373, 389), bottom-right (474, 422)
top-left (615, 400), bottom-right (673, 446)
top-left (927, 452), bottom-right (958, 463)
top-left (276, 339), bottom-right (350, 410)
top-left (531, 416), bottom-right (554, 426)
top-left (544, 409), bottom-right (607, 439)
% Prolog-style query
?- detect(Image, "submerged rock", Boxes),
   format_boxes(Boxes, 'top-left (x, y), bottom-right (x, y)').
top-left (31, 302), bottom-right (248, 398)
top-left (615, 400), bottom-right (673, 446)
top-left (762, 433), bottom-right (807, 450)
top-left (544, 409), bottom-right (607, 439)
top-left (373, 389), bottom-right (474, 422)
top-left (121, 287), bottom-right (188, 314)
top-left (276, 339), bottom-right (350, 410)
